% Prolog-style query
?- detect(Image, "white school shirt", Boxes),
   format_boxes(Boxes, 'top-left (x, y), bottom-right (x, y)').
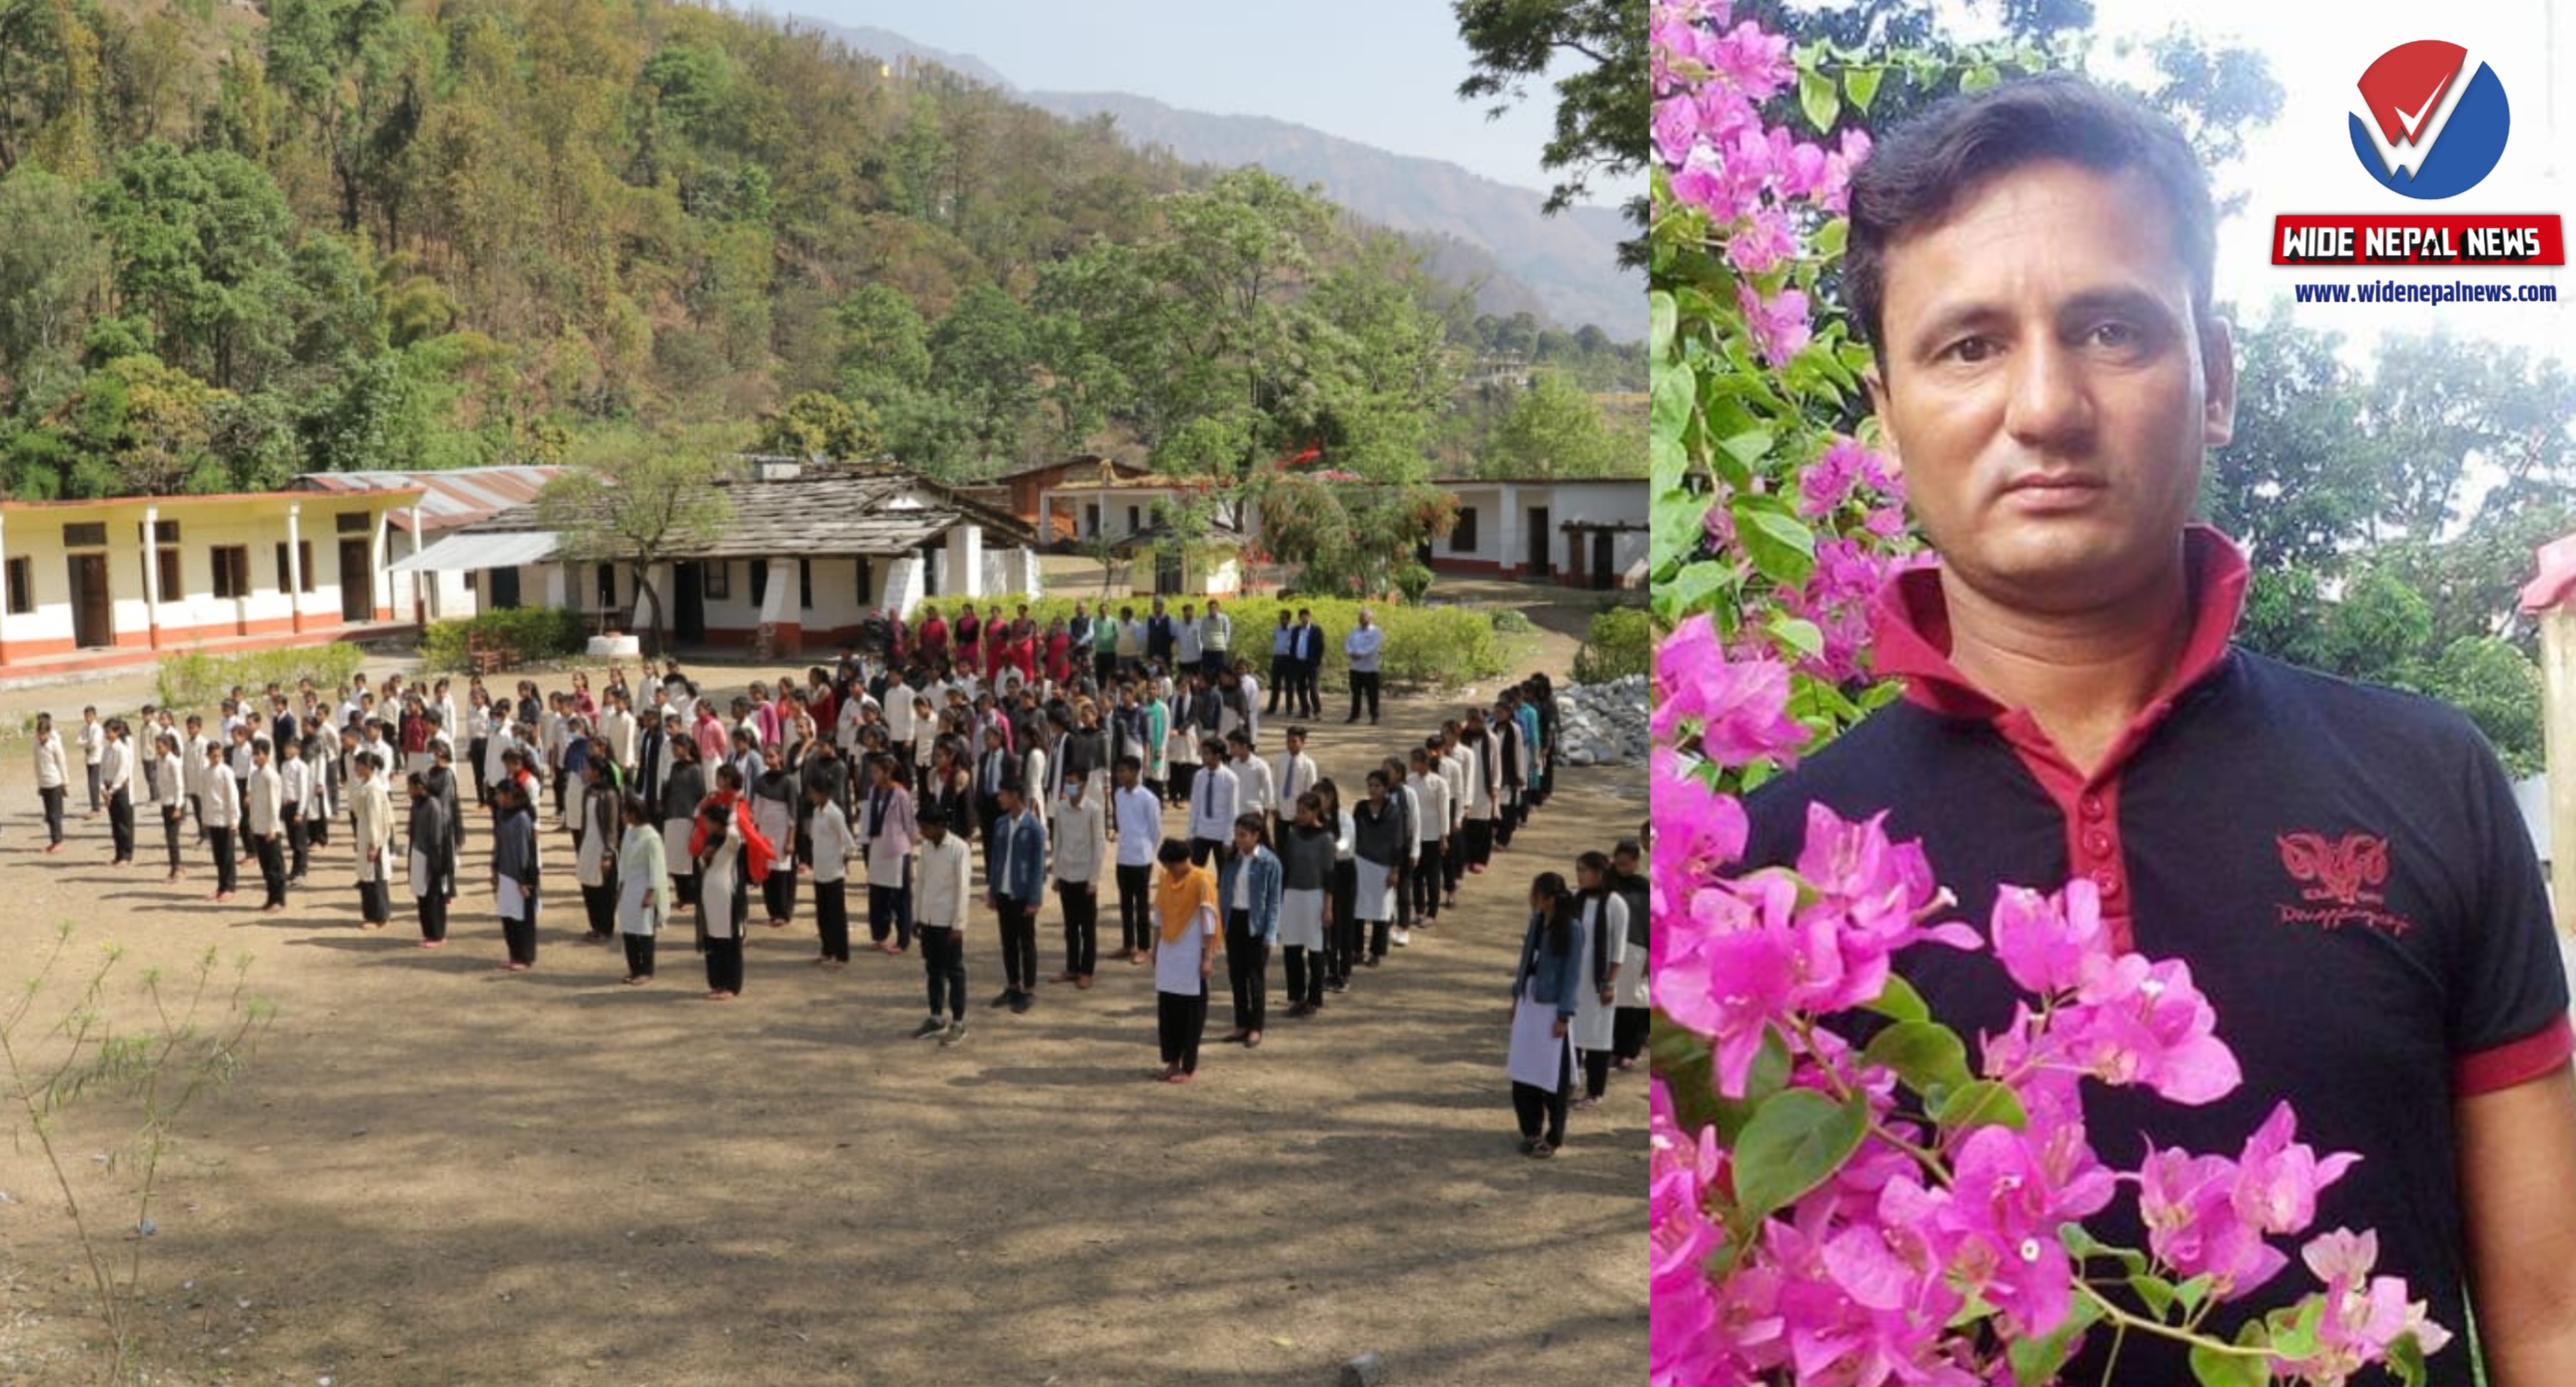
top-left (1175, 622), bottom-right (1202, 664)
top-left (1051, 795), bottom-right (1103, 887)
top-left (1230, 755), bottom-right (1275, 819)
top-left (914, 834), bottom-right (972, 929)
top-left (808, 800), bottom-right (856, 885)
top-left (99, 738), bottom-right (131, 798)
top-left (1154, 902), bottom-right (1218, 995)
top-left (885, 690), bottom-right (915, 744)
top-left (1272, 752), bottom-right (1316, 814)
top-left (245, 763), bottom-right (282, 836)
top-left (79, 720), bottom-right (103, 766)
top-left (203, 763), bottom-right (239, 829)
top-left (1441, 747), bottom-right (1471, 829)
top-left (279, 755), bottom-right (310, 809)
top-left (1187, 763), bottom-right (1237, 842)
top-left (1411, 771), bottom-right (1451, 842)
top-left (1114, 787), bottom-right (1164, 867)
top-left (32, 732), bottom-right (66, 790)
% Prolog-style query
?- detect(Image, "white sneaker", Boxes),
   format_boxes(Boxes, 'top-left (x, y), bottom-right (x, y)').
top-left (1393, 928), bottom-right (1410, 947)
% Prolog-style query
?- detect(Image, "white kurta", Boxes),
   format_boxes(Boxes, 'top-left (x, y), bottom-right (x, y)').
top-left (575, 796), bottom-right (614, 889)
top-left (351, 778), bottom-right (393, 884)
top-left (1572, 895), bottom-right (1628, 1052)
top-left (699, 824), bottom-right (747, 940)
top-left (1278, 889), bottom-right (1327, 951)
top-left (1507, 988), bottom-right (1573, 1090)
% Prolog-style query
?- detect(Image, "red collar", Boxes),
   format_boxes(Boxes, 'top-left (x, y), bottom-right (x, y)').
top-left (1868, 525), bottom-right (2250, 725)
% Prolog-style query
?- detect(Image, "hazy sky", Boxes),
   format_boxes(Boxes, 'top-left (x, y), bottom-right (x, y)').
top-left (741, 0), bottom-right (1622, 205)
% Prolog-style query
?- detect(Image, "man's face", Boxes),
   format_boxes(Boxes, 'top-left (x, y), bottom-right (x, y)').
top-left (1866, 161), bottom-right (2235, 617)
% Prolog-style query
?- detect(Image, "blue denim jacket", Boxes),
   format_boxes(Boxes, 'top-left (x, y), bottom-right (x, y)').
top-left (1513, 910), bottom-right (1588, 1019)
top-left (1218, 845), bottom-right (1283, 943)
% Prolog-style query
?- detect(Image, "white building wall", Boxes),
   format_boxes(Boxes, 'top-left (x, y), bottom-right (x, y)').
top-left (1440, 487), bottom-right (1508, 568)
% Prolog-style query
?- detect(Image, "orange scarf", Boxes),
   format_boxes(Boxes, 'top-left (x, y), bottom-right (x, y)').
top-left (1155, 862), bottom-right (1219, 945)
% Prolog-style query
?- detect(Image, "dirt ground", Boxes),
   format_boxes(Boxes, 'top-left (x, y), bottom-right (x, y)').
top-left (0, 590), bottom-right (1647, 1386)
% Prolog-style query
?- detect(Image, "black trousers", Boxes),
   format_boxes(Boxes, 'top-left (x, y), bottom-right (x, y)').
top-left (622, 932), bottom-right (654, 977)
top-left (285, 806), bottom-right (308, 879)
top-left (1465, 817), bottom-right (1496, 869)
top-left (1168, 762), bottom-right (1196, 810)
top-left (1347, 670), bottom-right (1380, 722)
top-left (1158, 984), bottom-right (1208, 1073)
top-left (1496, 787), bottom-right (1520, 847)
top-left (39, 785), bottom-right (65, 845)
top-left (85, 762), bottom-right (102, 812)
top-left (306, 801), bottom-right (328, 848)
top-left (997, 898), bottom-right (1038, 993)
top-left (1614, 1006), bottom-right (1651, 1063)
top-left (704, 935), bottom-right (744, 993)
top-left (582, 880), bottom-right (616, 937)
top-left (208, 826), bottom-right (237, 894)
top-left (1224, 912), bottom-right (1268, 1033)
top-left (1327, 860), bottom-right (1358, 984)
top-left (160, 808), bottom-right (184, 872)
top-left (1116, 863), bottom-right (1155, 953)
top-left (1190, 837), bottom-right (1223, 869)
top-left (417, 888), bottom-right (449, 943)
top-left (814, 879), bottom-right (850, 962)
top-left (255, 834), bottom-right (285, 907)
top-left (1058, 879), bottom-right (1098, 977)
top-left (468, 740), bottom-right (489, 804)
top-left (1512, 1045), bottom-right (1574, 1145)
top-left (358, 878), bottom-right (391, 924)
top-left (762, 860), bottom-right (798, 924)
top-left (1282, 945), bottom-right (1324, 1008)
top-left (1296, 662), bottom-right (1321, 717)
top-left (1393, 854), bottom-right (1414, 929)
top-left (502, 913), bottom-right (537, 965)
top-left (1094, 651), bottom-right (1118, 687)
top-left (1266, 657), bottom-right (1292, 712)
top-left (1413, 840), bottom-right (1445, 919)
top-left (1582, 1047), bottom-right (1612, 1100)
top-left (108, 788), bottom-right (134, 861)
top-left (867, 857), bottom-right (912, 949)
top-left (919, 924), bottom-right (965, 1018)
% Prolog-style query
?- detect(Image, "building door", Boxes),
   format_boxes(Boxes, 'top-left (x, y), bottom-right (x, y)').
top-left (339, 539), bottom-right (373, 621)
top-left (67, 553), bottom-right (111, 649)
top-left (1592, 531), bottom-right (1616, 590)
top-left (1527, 507), bottom-right (1551, 579)
top-left (1154, 549), bottom-right (1183, 595)
top-left (673, 561), bottom-right (706, 643)
top-left (487, 567), bottom-right (522, 610)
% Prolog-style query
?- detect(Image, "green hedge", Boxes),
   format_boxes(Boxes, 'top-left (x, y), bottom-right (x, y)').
top-left (934, 594), bottom-right (1504, 692)
top-left (1571, 606), bottom-right (1649, 684)
top-left (155, 643), bottom-right (369, 717)
top-left (418, 608), bottom-right (587, 673)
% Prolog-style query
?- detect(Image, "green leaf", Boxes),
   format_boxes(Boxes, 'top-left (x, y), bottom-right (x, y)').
top-left (1961, 64), bottom-right (2001, 95)
top-left (2128, 1273), bottom-right (2177, 1320)
top-left (1844, 64), bottom-right (1884, 113)
top-left (1865, 975), bottom-right (1929, 1025)
top-left (1812, 216), bottom-right (1850, 260)
top-left (1718, 429), bottom-right (1774, 468)
top-left (2007, 1292), bottom-right (2102, 1387)
top-left (1651, 359), bottom-right (1696, 433)
top-left (1650, 432), bottom-right (1688, 495)
top-left (2060, 1223), bottom-right (2149, 1276)
top-left (1729, 496), bottom-right (1816, 587)
top-left (2386, 1329), bottom-right (2430, 1387)
top-left (2173, 1273), bottom-right (2216, 1317)
top-left (1653, 491), bottom-right (1708, 569)
top-left (2187, 1342), bottom-right (2268, 1387)
top-left (1932, 1079), bottom-right (2028, 1134)
top-left (1658, 561), bottom-right (1737, 624)
top-left (1768, 615), bottom-right (1823, 662)
top-left (1705, 1026), bottom-right (1792, 1142)
top-left (1730, 1089), bottom-right (1868, 1221)
top-left (1799, 70), bottom-right (1840, 133)
top-left (1861, 1019), bottom-right (1973, 1095)
top-left (1651, 291), bottom-right (1678, 358)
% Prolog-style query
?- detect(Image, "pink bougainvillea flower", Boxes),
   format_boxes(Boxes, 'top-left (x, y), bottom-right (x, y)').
top-left (1727, 206), bottom-right (1799, 275)
top-left (1663, 871), bottom-right (1808, 1096)
top-left (2277, 1228), bottom-right (2454, 1384)
top-left (1650, 751), bottom-right (1745, 920)
top-left (2136, 1144), bottom-right (2287, 1299)
top-left (1792, 804), bottom-right (1978, 958)
top-left (2054, 954), bottom-right (2242, 1104)
top-left (1935, 1123), bottom-right (2117, 1336)
top-left (1987, 879), bottom-right (2110, 996)
top-left (1653, 615), bottom-right (1807, 767)
top-left (1737, 283), bottom-right (1813, 365)
top-left (2231, 1101), bottom-right (2360, 1237)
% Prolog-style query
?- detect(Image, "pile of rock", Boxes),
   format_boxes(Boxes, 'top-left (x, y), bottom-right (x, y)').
top-left (1553, 674), bottom-right (1649, 767)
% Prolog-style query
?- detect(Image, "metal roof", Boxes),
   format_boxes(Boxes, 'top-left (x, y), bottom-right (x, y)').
top-left (290, 467), bottom-right (570, 532)
top-left (449, 464), bottom-right (1038, 562)
top-left (387, 529), bottom-right (564, 574)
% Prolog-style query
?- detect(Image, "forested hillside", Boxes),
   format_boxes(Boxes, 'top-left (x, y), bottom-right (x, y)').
top-left (0, 0), bottom-right (1640, 500)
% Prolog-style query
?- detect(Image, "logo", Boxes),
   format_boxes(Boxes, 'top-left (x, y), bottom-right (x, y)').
top-left (2274, 831), bottom-right (2412, 938)
top-left (2348, 39), bottom-right (2510, 200)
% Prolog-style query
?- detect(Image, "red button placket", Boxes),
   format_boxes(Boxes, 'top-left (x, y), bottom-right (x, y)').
top-left (1994, 709), bottom-right (2135, 950)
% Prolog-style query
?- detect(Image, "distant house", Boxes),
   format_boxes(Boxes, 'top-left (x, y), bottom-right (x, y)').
top-left (290, 466), bottom-right (568, 625)
top-left (391, 459), bottom-right (1042, 656)
top-left (969, 455), bottom-right (1158, 543)
top-left (1428, 476), bottom-right (1649, 589)
top-left (0, 485), bottom-right (425, 679)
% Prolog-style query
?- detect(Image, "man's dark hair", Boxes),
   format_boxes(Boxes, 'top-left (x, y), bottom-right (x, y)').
top-left (1845, 73), bottom-right (2215, 366)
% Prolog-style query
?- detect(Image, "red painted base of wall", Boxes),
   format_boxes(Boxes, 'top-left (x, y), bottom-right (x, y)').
top-left (1429, 557), bottom-right (1520, 577)
top-left (0, 618), bottom-right (414, 683)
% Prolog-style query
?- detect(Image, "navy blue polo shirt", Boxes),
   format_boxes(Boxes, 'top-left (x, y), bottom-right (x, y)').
top-left (1741, 527), bottom-right (2570, 1385)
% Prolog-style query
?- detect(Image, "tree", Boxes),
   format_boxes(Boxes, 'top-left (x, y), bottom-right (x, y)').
top-left (78, 354), bottom-right (227, 496)
top-left (2200, 305), bottom-right (2383, 575)
top-left (1452, 0), bottom-right (1648, 216)
top-left (536, 425), bottom-right (739, 656)
top-left (1482, 370), bottom-right (1627, 477)
top-left (752, 389), bottom-right (879, 459)
top-left (1249, 472), bottom-right (1457, 597)
top-left (836, 283), bottom-right (931, 396)
top-left (0, 167), bottom-right (107, 407)
top-left (927, 282), bottom-right (1039, 472)
top-left (88, 140), bottom-right (300, 390)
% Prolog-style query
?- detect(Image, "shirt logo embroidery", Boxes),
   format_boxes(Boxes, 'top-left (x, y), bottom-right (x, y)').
top-left (2275, 831), bottom-right (2412, 936)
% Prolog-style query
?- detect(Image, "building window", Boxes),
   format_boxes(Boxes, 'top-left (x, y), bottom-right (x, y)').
top-left (854, 556), bottom-right (873, 607)
top-left (1084, 503), bottom-right (1100, 538)
top-left (596, 562), bottom-right (616, 609)
top-left (1126, 505), bottom-right (1140, 535)
top-left (210, 545), bottom-right (250, 598)
top-left (702, 562), bottom-right (729, 600)
top-left (268, 542), bottom-right (316, 594)
top-left (296, 541), bottom-right (313, 591)
top-left (140, 519), bottom-right (179, 544)
top-left (749, 559), bottom-right (769, 608)
top-left (158, 548), bottom-right (182, 602)
top-left (62, 522), bottom-right (105, 549)
top-left (5, 556), bottom-right (29, 614)
top-left (462, 569), bottom-right (479, 596)
top-left (335, 511), bottom-right (370, 534)
top-left (1451, 507), bottom-right (1479, 553)
top-left (798, 558), bottom-right (813, 609)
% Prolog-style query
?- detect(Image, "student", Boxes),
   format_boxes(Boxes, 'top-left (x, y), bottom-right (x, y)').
top-left (1270, 727), bottom-right (1316, 848)
top-left (1320, 778), bottom-right (1359, 994)
top-left (430, 740), bottom-right (465, 900)
top-left (1570, 852), bottom-right (1628, 1109)
top-left (201, 740), bottom-right (240, 901)
top-left (99, 718), bottom-right (135, 866)
top-left (1350, 771), bottom-right (1407, 968)
top-left (301, 722), bottom-right (332, 851)
top-left (1381, 755), bottom-right (1421, 947)
top-left (245, 737), bottom-right (286, 912)
top-left (1185, 738), bottom-right (1236, 868)
top-left (1225, 729), bottom-right (1272, 838)
top-left (1407, 747), bottom-right (1451, 928)
top-left (974, 725), bottom-right (1013, 846)
top-left (691, 800), bottom-right (748, 1000)
top-left (77, 705), bottom-right (103, 815)
top-left (407, 771), bottom-right (452, 947)
top-left (985, 783), bottom-right (1047, 1014)
top-left (1276, 791), bottom-right (1335, 1018)
top-left (1110, 756), bottom-right (1163, 965)
top-left (279, 735), bottom-right (311, 884)
top-left (1508, 873), bottom-right (1584, 1158)
top-left (1149, 838), bottom-right (1220, 1084)
top-left (1048, 767), bottom-right (1105, 988)
top-left (911, 808), bottom-right (972, 1045)
top-left (152, 733), bottom-right (187, 880)
top-left (491, 778), bottom-right (540, 971)
top-left (751, 741), bottom-right (799, 929)
top-left (807, 779), bottom-right (856, 969)
top-left (1216, 813), bottom-right (1281, 1048)
top-left (1609, 837), bottom-right (1652, 1072)
top-left (32, 713), bottom-right (68, 853)
top-left (614, 793), bottom-right (667, 984)
top-left (350, 750), bottom-right (395, 929)
top-left (860, 752), bottom-right (918, 956)
top-left (575, 758), bottom-right (621, 945)
top-left (659, 736), bottom-right (705, 913)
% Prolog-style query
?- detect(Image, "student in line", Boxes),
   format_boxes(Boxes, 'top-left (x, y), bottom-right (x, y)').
top-left (408, 771), bottom-right (452, 947)
top-left (861, 752), bottom-right (918, 956)
top-left (201, 739), bottom-right (241, 901)
top-left (985, 782), bottom-right (1047, 1014)
top-left (492, 776), bottom-right (539, 971)
top-left (615, 793), bottom-right (667, 984)
top-left (245, 737), bottom-right (286, 913)
top-left (100, 717), bottom-right (134, 866)
top-left (351, 750), bottom-right (395, 930)
top-left (1570, 851), bottom-right (1629, 1110)
top-left (911, 808), bottom-right (972, 1045)
top-left (152, 732), bottom-right (187, 880)
top-left (1507, 872), bottom-right (1584, 1159)
top-left (32, 712), bottom-right (68, 853)
top-left (751, 740), bottom-right (800, 930)
top-left (279, 734), bottom-right (311, 884)
top-left (575, 756), bottom-right (622, 945)
top-left (1275, 791), bottom-right (1335, 1018)
top-left (659, 734), bottom-right (705, 914)
top-left (1350, 770), bottom-right (1407, 970)
top-left (1110, 755), bottom-right (1163, 966)
top-left (1149, 838), bottom-right (1219, 1084)
top-left (808, 778), bottom-right (856, 969)
top-left (1608, 836), bottom-right (1653, 1073)
top-left (692, 798), bottom-right (749, 1000)
top-left (1217, 812), bottom-right (1282, 1049)
top-left (1049, 767), bottom-right (1105, 989)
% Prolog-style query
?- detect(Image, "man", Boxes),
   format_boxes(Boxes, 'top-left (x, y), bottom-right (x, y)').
top-left (1110, 755), bottom-right (1163, 965)
top-left (985, 783), bottom-right (1047, 1015)
top-left (1271, 727), bottom-right (1318, 848)
top-left (1737, 75), bottom-right (2576, 1385)
top-left (1049, 766), bottom-right (1105, 989)
top-left (1144, 595), bottom-right (1175, 669)
top-left (350, 749), bottom-right (395, 929)
top-left (182, 714), bottom-right (211, 844)
top-left (1406, 746), bottom-right (1451, 929)
top-left (78, 705), bottom-right (103, 816)
top-left (1344, 607), bottom-right (1383, 725)
top-left (1292, 608), bottom-right (1327, 718)
top-left (200, 740), bottom-right (239, 902)
top-left (1174, 601), bottom-right (1202, 673)
top-left (1199, 597), bottom-right (1232, 680)
top-left (1225, 730), bottom-right (1273, 845)
top-left (912, 808), bottom-right (972, 1045)
top-left (1216, 813), bottom-right (1281, 1048)
top-left (1266, 610), bottom-right (1296, 716)
top-left (245, 737), bottom-right (286, 913)
top-left (1095, 602), bottom-right (1124, 687)
top-left (99, 717), bottom-right (134, 866)
top-left (1185, 738), bottom-right (1237, 869)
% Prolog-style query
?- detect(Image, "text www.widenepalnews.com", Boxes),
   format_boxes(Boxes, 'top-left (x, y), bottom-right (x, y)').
top-left (2290, 280), bottom-right (2559, 306)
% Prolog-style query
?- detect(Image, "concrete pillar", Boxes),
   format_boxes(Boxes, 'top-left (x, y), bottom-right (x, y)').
top-left (542, 563), bottom-right (569, 610)
top-left (286, 503), bottom-right (305, 634)
top-left (758, 553), bottom-right (802, 660)
top-left (371, 508), bottom-right (391, 620)
top-left (410, 504), bottom-right (427, 624)
top-left (1499, 483), bottom-right (1521, 575)
top-left (143, 502), bottom-right (161, 650)
top-left (945, 525), bottom-right (984, 600)
top-left (2543, 609), bottom-right (2576, 934)
top-left (884, 556), bottom-right (927, 620)
top-left (1037, 492), bottom-right (1053, 545)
